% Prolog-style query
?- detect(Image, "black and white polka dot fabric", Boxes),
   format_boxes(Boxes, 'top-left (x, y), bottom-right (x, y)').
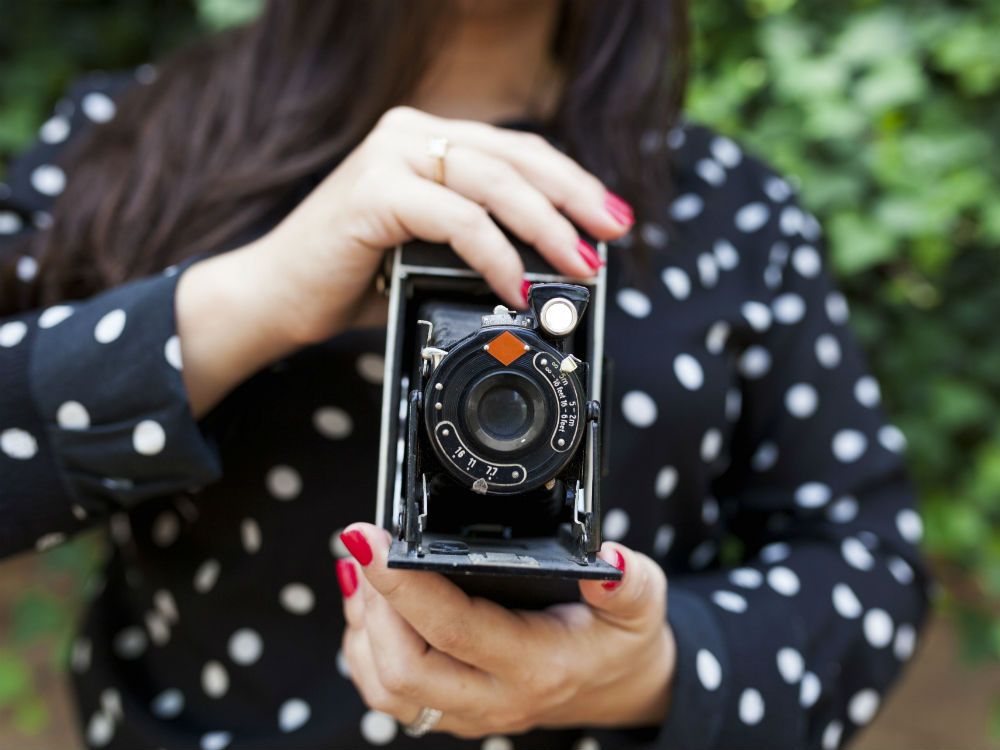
top-left (0, 74), bottom-right (928, 750)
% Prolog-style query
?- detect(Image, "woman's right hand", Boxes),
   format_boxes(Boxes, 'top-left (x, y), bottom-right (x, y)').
top-left (175, 106), bottom-right (633, 416)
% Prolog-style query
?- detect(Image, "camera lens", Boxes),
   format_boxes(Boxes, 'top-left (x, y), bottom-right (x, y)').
top-left (463, 370), bottom-right (547, 454)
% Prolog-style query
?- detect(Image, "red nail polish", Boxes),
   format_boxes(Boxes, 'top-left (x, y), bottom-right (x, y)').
top-left (602, 550), bottom-right (626, 590)
top-left (336, 558), bottom-right (358, 597)
top-left (340, 529), bottom-right (373, 566)
top-left (577, 239), bottom-right (603, 271)
top-left (604, 192), bottom-right (634, 226)
top-left (521, 279), bottom-right (532, 307)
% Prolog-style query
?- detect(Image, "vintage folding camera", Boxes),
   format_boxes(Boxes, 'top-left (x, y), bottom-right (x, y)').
top-left (376, 238), bottom-right (621, 607)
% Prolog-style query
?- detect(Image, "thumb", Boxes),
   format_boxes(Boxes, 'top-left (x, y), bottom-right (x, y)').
top-left (579, 542), bottom-right (667, 628)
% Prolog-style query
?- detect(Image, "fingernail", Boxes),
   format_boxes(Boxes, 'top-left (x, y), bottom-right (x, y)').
top-left (340, 529), bottom-right (373, 566)
top-left (602, 549), bottom-right (626, 590)
top-left (605, 192), bottom-right (634, 226)
top-left (521, 279), bottom-right (532, 307)
top-left (577, 239), bottom-right (603, 271)
top-left (336, 558), bottom-right (358, 597)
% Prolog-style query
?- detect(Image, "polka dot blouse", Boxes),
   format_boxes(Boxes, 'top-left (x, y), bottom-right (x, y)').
top-left (0, 72), bottom-right (928, 750)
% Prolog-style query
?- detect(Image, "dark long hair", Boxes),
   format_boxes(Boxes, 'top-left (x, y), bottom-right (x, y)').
top-left (2, 0), bottom-right (687, 315)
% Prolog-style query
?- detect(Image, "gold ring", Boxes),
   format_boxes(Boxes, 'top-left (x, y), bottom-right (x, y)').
top-left (427, 136), bottom-right (449, 185)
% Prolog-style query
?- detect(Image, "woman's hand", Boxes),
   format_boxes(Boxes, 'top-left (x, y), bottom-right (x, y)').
top-left (176, 106), bottom-right (633, 416)
top-left (336, 523), bottom-right (675, 739)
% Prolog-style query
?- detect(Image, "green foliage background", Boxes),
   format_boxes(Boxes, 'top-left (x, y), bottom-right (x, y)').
top-left (1, 0), bottom-right (998, 740)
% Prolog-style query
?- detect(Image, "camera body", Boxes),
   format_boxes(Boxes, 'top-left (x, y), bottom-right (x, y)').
top-left (376, 239), bottom-right (620, 607)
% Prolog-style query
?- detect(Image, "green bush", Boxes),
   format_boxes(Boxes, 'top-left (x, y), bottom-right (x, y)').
top-left (1, 0), bottom-right (997, 739)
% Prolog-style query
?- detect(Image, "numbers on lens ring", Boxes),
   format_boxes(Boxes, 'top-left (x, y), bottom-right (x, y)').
top-left (466, 456), bottom-right (477, 470)
top-left (485, 465), bottom-right (499, 478)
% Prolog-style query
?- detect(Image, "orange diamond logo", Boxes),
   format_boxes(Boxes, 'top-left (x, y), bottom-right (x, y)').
top-left (485, 331), bottom-right (529, 366)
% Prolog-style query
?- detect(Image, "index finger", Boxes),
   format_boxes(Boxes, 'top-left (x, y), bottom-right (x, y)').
top-left (339, 523), bottom-right (527, 675)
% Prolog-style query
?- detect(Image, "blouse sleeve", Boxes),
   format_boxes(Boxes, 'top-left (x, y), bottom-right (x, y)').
top-left (656, 166), bottom-right (929, 749)
top-left (0, 71), bottom-right (222, 558)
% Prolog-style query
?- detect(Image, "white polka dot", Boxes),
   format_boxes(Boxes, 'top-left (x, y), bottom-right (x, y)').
top-left (751, 441), bottom-right (779, 472)
top-left (336, 648), bottom-right (350, 678)
top-left (696, 158), bottom-right (726, 187)
top-left (894, 623), bottom-right (917, 660)
top-left (832, 583), bottom-right (863, 619)
top-left (711, 136), bottom-right (742, 167)
top-left (670, 193), bottom-right (704, 221)
top-left (0, 210), bottom-right (22, 234)
top-left (94, 308), bottom-right (127, 343)
top-left (654, 466), bottom-right (678, 499)
top-left (706, 321), bottom-right (730, 354)
top-left (735, 202), bottom-right (770, 233)
top-left (832, 429), bottom-right (868, 463)
top-left (133, 419), bottom-right (166, 455)
top-left (827, 496), bottom-right (859, 523)
top-left (356, 353), bottom-right (384, 384)
top-left (228, 628), bottom-right (263, 665)
top-left (482, 736), bottom-right (514, 750)
top-left (689, 540), bottom-right (717, 569)
top-left (792, 245), bottom-right (822, 277)
top-left (16, 255), bottom-right (38, 281)
top-left (82, 91), bottom-right (116, 122)
top-left (241, 518), bottom-right (262, 553)
top-left (700, 429), bottom-right (723, 462)
top-left (780, 205), bottom-right (804, 235)
top-left (826, 291), bottom-right (850, 325)
top-left (194, 559), bottom-right (221, 593)
top-left (616, 288), bottom-right (652, 318)
top-left (739, 688), bottom-right (765, 725)
top-left (280, 583), bottom-right (315, 614)
top-left (713, 239), bottom-right (739, 270)
top-left (55, 400), bottom-right (90, 430)
top-left (154, 589), bottom-right (179, 623)
top-left (741, 301), bottom-right (772, 332)
top-left (842, 537), bottom-right (875, 571)
top-left (795, 482), bottom-right (832, 509)
top-left (785, 383), bottom-right (818, 418)
top-left (661, 267), bottom-right (690, 299)
top-left (725, 388), bottom-right (742, 422)
top-left (702, 497), bottom-right (720, 524)
top-left (767, 566), bottom-right (800, 596)
top-left (822, 720), bottom-right (844, 750)
top-left (151, 688), bottom-right (184, 719)
top-left (696, 649), bottom-right (722, 690)
top-left (773, 293), bottom-right (806, 324)
top-left (888, 556), bottom-right (914, 585)
top-left (621, 390), bottom-right (657, 428)
top-left (0, 321), bottom-right (28, 347)
top-left (653, 524), bottom-right (675, 556)
top-left (266, 465), bottom-right (302, 500)
top-left (109, 513), bottom-right (131, 546)
top-left (776, 647), bottom-right (804, 684)
top-left (164, 336), bottom-right (183, 370)
top-left (35, 532), bottom-right (65, 551)
top-left (278, 698), bottom-right (310, 732)
top-left (145, 611), bottom-right (170, 646)
top-left (39, 114), bottom-right (71, 144)
top-left (764, 176), bottom-right (792, 202)
top-left (712, 590), bottom-right (748, 613)
top-left (572, 738), bottom-right (600, 750)
top-left (113, 626), bottom-right (148, 659)
top-left (1, 428), bottom-right (37, 459)
top-left (313, 407), bottom-right (353, 439)
top-left (739, 346), bottom-right (772, 379)
top-left (640, 222), bottom-right (668, 248)
top-left (71, 637), bottom-right (91, 673)
top-left (730, 567), bottom-right (763, 588)
top-left (879, 425), bottom-right (908, 454)
top-left (697, 253), bottom-right (719, 287)
top-left (31, 164), bottom-right (66, 196)
top-left (848, 689), bottom-right (880, 725)
top-left (86, 711), bottom-right (114, 747)
top-left (200, 731), bottom-right (232, 750)
top-left (202, 661), bottom-right (229, 698)
top-left (674, 354), bottom-right (704, 390)
top-left (360, 710), bottom-right (398, 745)
top-left (32, 212), bottom-right (52, 230)
top-left (602, 508), bottom-right (630, 541)
top-left (815, 334), bottom-right (842, 368)
top-left (854, 376), bottom-right (881, 408)
top-left (799, 672), bottom-right (821, 708)
top-left (152, 511), bottom-right (179, 547)
top-left (38, 304), bottom-right (73, 328)
top-left (863, 608), bottom-right (894, 649)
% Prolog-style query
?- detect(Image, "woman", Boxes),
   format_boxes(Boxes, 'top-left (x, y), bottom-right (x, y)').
top-left (0, 1), bottom-right (927, 748)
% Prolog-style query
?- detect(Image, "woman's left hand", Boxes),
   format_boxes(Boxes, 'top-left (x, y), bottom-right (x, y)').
top-left (336, 523), bottom-right (676, 739)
